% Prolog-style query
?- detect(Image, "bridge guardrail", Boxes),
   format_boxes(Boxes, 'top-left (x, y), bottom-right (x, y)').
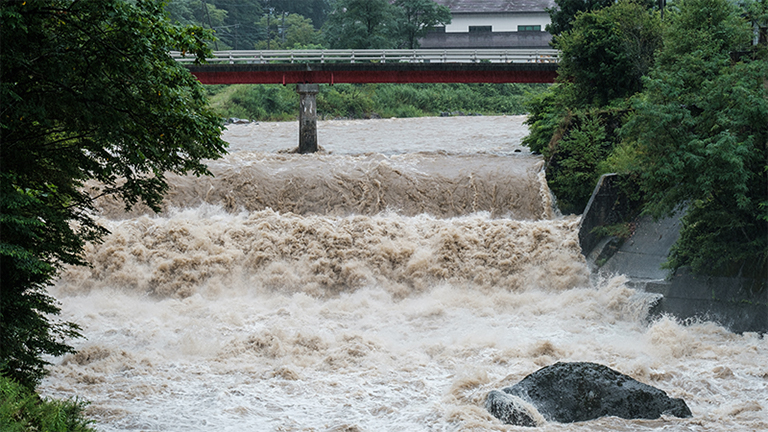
top-left (171, 49), bottom-right (559, 65)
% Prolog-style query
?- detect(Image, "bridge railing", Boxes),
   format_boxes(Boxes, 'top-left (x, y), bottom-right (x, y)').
top-left (171, 49), bottom-right (559, 65)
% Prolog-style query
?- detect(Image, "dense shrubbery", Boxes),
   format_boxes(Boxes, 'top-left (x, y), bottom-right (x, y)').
top-left (0, 376), bottom-right (94, 432)
top-left (530, 0), bottom-right (767, 276)
top-left (524, 0), bottom-right (663, 212)
top-left (206, 83), bottom-right (549, 120)
top-left (623, 0), bottom-right (767, 276)
top-left (1, 0), bottom-right (225, 411)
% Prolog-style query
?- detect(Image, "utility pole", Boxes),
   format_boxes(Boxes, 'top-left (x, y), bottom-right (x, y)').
top-left (267, 8), bottom-right (273, 50)
top-left (281, 12), bottom-right (287, 44)
top-left (201, 0), bottom-right (219, 50)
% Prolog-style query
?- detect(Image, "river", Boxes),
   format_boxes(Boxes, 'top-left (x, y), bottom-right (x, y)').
top-left (41, 116), bottom-right (767, 431)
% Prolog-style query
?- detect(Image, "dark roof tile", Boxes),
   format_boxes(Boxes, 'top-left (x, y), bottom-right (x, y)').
top-left (434, 0), bottom-right (555, 13)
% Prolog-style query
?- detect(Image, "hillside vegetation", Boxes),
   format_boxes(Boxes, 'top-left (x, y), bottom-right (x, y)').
top-left (532, 0), bottom-right (767, 277)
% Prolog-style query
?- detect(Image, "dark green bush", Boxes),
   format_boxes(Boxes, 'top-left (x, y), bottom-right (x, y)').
top-left (0, 376), bottom-right (95, 432)
top-left (318, 84), bottom-right (376, 118)
top-left (545, 115), bottom-right (610, 214)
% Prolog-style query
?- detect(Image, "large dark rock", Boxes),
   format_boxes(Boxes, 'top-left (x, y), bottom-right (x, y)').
top-left (486, 362), bottom-right (692, 426)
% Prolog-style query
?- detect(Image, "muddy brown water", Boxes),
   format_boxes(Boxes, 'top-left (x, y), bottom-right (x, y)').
top-left (41, 116), bottom-right (767, 431)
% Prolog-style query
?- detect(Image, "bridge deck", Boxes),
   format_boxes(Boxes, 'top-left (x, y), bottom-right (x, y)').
top-left (178, 49), bottom-right (559, 85)
top-left (187, 62), bottom-right (558, 85)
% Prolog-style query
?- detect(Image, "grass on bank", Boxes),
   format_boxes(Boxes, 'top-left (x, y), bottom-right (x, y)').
top-left (0, 376), bottom-right (95, 432)
top-left (205, 83), bottom-right (551, 121)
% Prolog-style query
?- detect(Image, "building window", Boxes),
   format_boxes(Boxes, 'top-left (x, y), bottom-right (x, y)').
top-left (429, 26), bottom-right (446, 33)
top-left (469, 26), bottom-right (492, 33)
top-left (518, 25), bottom-right (542, 32)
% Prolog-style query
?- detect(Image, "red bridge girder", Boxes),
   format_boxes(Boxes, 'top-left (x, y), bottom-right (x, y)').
top-left (186, 63), bottom-right (557, 85)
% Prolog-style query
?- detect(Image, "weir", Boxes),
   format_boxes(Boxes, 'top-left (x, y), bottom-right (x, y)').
top-left (45, 117), bottom-right (768, 430)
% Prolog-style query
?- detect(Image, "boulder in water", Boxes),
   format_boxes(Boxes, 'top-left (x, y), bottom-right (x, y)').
top-left (486, 362), bottom-right (692, 426)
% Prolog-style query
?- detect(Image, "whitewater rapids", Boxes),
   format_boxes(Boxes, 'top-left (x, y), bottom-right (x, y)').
top-left (41, 116), bottom-right (767, 431)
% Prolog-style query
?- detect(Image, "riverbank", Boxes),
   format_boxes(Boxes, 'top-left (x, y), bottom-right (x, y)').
top-left (580, 174), bottom-right (767, 334)
top-left (205, 83), bottom-right (550, 122)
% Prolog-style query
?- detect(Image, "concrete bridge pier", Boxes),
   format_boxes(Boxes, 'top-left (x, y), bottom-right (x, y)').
top-left (296, 84), bottom-right (319, 153)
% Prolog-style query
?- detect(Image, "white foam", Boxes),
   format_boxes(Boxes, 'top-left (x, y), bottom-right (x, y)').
top-left (40, 118), bottom-right (768, 432)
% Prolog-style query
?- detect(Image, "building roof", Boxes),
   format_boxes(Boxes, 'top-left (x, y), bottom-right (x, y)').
top-left (434, 0), bottom-right (556, 13)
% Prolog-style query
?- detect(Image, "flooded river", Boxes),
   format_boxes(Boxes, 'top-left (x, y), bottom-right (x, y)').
top-left (41, 116), bottom-right (767, 431)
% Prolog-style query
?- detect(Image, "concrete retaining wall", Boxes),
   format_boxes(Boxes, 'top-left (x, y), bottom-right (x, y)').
top-left (646, 269), bottom-right (767, 334)
top-left (579, 174), bottom-right (767, 334)
top-left (577, 173), bottom-right (638, 258)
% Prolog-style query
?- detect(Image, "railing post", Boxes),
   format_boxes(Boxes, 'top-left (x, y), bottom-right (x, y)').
top-left (351, 51), bottom-right (355, 64)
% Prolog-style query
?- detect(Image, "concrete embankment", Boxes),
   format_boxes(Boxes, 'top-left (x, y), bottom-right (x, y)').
top-left (578, 174), bottom-right (767, 334)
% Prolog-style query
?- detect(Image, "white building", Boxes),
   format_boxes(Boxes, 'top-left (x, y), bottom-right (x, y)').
top-left (420, 0), bottom-right (555, 49)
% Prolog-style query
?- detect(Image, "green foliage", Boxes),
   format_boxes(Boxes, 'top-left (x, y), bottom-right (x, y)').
top-left (393, 0), bottom-right (452, 49)
top-left (546, 0), bottom-right (617, 36)
top-left (165, 0), bottom-right (264, 50)
top-left (740, 0), bottom-right (768, 52)
top-left (218, 85), bottom-right (301, 121)
top-left (529, 0), bottom-right (766, 275)
top-left (667, 199), bottom-right (768, 278)
top-left (1, 0), bottom-right (226, 387)
top-left (255, 13), bottom-right (325, 50)
top-left (525, 0), bottom-right (662, 214)
top-left (324, 0), bottom-right (451, 49)
top-left (205, 83), bottom-right (549, 120)
top-left (0, 376), bottom-right (94, 431)
top-left (555, 0), bottom-right (663, 106)
top-left (324, 0), bottom-right (398, 49)
top-left (522, 83), bottom-right (574, 155)
top-left (0, 175), bottom-right (86, 386)
top-left (264, 0), bottom-right (332, 29)
top-left (319, 84), bottom-right (377, 118)
top-left (591, 221), bottom-right (635, 240)
top-left (370, 83), bottom-right (538, 117)
top-left (545, 115), bottom-right (613, 214)
top-left (624, 0), bottom-right (767, 275)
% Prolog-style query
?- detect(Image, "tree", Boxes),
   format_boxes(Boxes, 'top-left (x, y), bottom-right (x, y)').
top-left (165, 0), bottom-right (264, 50)
top-left (255, 13), bottom-right (325, 50)
top-left (209, 0), bottom-right (264, 50)
top-left (523, 1), bottom-right (662, 212)
top-left (263, 0), bottom-right (332, 29)
top-left (0, 0), bottom-right (227, 388)
top-left (556, 0), bottom-right (663, 106)
top-left (739, 0), bottom-right (768, 48)
top-left (622, 0), bottom-right (767, 275)
top-left (393, 0), bottom-right (451, 49)
top-left (546, 0), bottom-right (616, 37)
top-left (323, 0), bottom-right (398, 49)
top-left (545, 116), bottom-right (613, 214)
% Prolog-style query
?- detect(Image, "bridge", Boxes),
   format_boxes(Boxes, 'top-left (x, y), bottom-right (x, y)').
top-left (174, 49), bottom-right (560, 152)
top-left (174, 49), bottom-right (559, 85)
